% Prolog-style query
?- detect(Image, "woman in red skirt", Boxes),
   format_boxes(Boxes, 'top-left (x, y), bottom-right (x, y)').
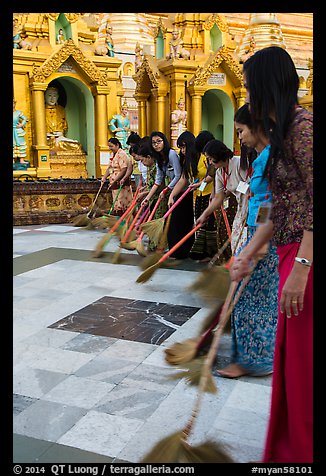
top-left (230, 46), bottom-right (313, 463)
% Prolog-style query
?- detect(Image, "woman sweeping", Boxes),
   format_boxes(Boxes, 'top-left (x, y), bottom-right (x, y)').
top-left (101, 137), bottom-right (133, 216)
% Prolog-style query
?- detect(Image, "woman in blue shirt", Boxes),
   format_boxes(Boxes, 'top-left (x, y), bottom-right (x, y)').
top-left (217, 104), bottom-right (279, 378)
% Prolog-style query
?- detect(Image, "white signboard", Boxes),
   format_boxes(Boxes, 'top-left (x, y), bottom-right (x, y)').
top-left (100, 152), bottom-right (111, 165)
top-left (207, 73), bottom-right (226, 86)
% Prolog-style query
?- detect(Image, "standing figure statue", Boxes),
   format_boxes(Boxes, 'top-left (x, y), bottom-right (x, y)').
top-left (13, 99), bottom-right (29, 164)
top-left (44, 86), bottom-right (83, 152)
top-left (167, 29), bottom-right (190, 60)
top-left (170, 95), bottom-right (187, 148)
top-left (105, 25), bottom-right (115, 57)
top-left (108, 101), bottom-right (130, 151)
top-left (135, 42), bottom-right (143, 71)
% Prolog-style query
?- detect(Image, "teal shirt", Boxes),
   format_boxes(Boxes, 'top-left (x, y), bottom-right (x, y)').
top-left (247, 145), bottom-right (272, 227)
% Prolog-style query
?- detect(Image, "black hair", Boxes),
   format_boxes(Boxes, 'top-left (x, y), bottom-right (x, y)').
top-left (234, 104), bottom-right (258, 172)
top-left (202, 139), bottom-right (233, 163)
top-left (243, 46), bottom-right (300, 180)
top-left (176, 131), bottom-right (199, 179)
top-left (195, 130), bottom-right (215, 154)
top-left (137, 142), bottom-right (154, 159)
top-left (126, 132), bottom-right (141, 146)
top-left (149, 131), bottom-right (172, 171)
top-left (108, 137), bottom-right (122, 148)
top-left (129, 143), bottom-right (140, 155)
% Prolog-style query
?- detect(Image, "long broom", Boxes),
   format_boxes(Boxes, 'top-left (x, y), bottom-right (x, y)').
top-left (122, 196), bottom-right (163, 257)
top-left (72, 180), bottom-right (104, 227)
top-left (187, 211), bottom-right (248, 301)
top-left (140, 180), bottom-right (198, 247)
top-left (141, 278), bottom-right (252, 463)
top-left (139, 214), bottom-right (172, 270)
top-left (136, 223), bottom-right (202, 283)
top-left (92, 196), bottom-right (140, 258)
top-left (91, 183), bottom-right (124, 230)
top-left (111, 202), bottom-right (147, 264)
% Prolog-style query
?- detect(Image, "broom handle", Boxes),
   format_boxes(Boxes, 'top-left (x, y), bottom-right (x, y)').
top-left (158, 224), bottom-right (202, 264)
top-left (136, 206), bottom-right (150, 230)
top-left (183, 264), bottom-right (257, 441)
top-left (162, 179), bottom-right (198, 219)
top-left (138, 197), bottom-right (162, 241)
top-left (107, 183), bottom-right (124, 216)
top-left (220, 205), bottom-right (232, 239)
top-left (121, 203), bottom-right (146, 244)
top-left (87, 181), bottom-right (104, 216)
top-left (109, 194), bottom-right (142, 234)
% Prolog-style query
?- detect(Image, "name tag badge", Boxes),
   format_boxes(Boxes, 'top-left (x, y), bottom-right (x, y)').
top-left (255, 202), bottom-right (272, 225)
top-left (198, 181), bottom-right (207, 192)
top-left (236, 181), bottom-right (249, 194)
top-left (223, 197), bottom-right (229, 209)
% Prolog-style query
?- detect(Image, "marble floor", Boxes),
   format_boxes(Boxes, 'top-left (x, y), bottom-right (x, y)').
top-left (13, 224), bottom-right (272, 464)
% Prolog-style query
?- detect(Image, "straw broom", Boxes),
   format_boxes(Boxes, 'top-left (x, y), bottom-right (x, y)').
top-left (91, 183), bottom-right (124, 230)
top-left (111, 203), bottom-right (147, 264)
top-left (136, 223), bottom-right (202, 283)
top-left (140, 181), bottom-right (198, 247)
top-left (92, 199), bottom-right (140, 258)
top-left (72, 181), bottom-right (104, 227)
top-left (187, 213), bottom-right (248, 301)
top-left (139, 214), bottom-right (172, 270)
top-left (140, 277), bottom-right (254, 463)
top-left (122, 197), bottom-right (163, 256)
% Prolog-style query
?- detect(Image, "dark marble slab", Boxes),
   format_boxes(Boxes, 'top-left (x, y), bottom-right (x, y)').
top-left (49, 297), bottom-right (200, 345)
top-left (13, 394), bottom-right (38, 416)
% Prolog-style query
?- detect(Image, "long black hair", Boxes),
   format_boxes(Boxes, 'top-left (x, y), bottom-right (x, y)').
top-left (234, 103), bottom-right (258, 172)
top-left (176, 131), bottom-right (199, 179)
top-left (202, 140), bottom-right (233, 163)
top-left (243, 46), bottom-right (299, 180)
top-left (149, 131), bottom-right (172, 171)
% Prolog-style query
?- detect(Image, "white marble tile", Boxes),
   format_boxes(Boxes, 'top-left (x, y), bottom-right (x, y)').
top-left (223, 380), bottom-right (272, 415)
top-left (43, 375), bottom-right (115, 409)
top-left (14, 344), bottom-right (94, 374)
top-left (35, 225), bottom-right (79, 233)
top-left (13, 228), bottom-right (31, 234)
top-left (21, 328), bottom-right (77, 348)
top-left (100, 340), bottom-right (157, 363)
top-left (57, 410), bottom-right (143, 457)
top-left (13, 367), bottom-right (69, 398)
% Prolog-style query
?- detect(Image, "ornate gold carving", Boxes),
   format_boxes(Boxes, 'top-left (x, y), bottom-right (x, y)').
top-left (153, 17), bottom-right (167, 38)
top-left (45, 13), bottom-right (82, 23)
top-left (45, 197), bottom-right (61, 208)
top-left (31, 39), bottom-right (109, 86)
top-left (203, 13), bottom-right (229, 32)
top-left (133, 57), bottom-right (159, 94)
top-left (191, 46), bottom-right (243, 86)
top-left (78, 194), bottom-right (92, 208)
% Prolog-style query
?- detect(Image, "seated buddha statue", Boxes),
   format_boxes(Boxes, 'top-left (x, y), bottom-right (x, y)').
top-left (45, 86), bottom-right (84, 152)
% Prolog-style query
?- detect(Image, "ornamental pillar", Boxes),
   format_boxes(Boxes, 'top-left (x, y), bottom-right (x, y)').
top-left (93, 85), bottom-right (110, 178)
top-left (134, 93), bottom-right (149, 138)
top-left (188, 86), bottom-right (205, 137)
top-left (30, 82), bottom-right (51, 177)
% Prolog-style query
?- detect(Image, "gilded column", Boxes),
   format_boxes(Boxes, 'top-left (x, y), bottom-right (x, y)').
top-left (94, 85), bottom-right (110, 178)
top-left (188, 85), bottom-right (205, 136)
top-left (134, 93), bottom-right (149, 138)
top-left (234, 87), bottom-right (247, 109)
top-left (30, 82), bottom-right (51, 177)
top-left (156, 93), bottom-right (167, 136)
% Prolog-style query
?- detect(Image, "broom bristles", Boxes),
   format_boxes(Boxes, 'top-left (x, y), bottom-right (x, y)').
top-left (72, 214), bottom-right (91, 227)
top-left (92, 232), bottom-right (115, 258)
top-left (136, 261), bottom-right (160, 283)
top-left (140, 431), bottom-right (186, 463)
top-left (139, 252), bottom-right (161, 270)
top-left (120, 239), bottom-right (138, 250)
top-left (188, 267), bottom-right (231, 301)
top-left (164, 338), bottom-right (199, 365)
top-left (111, 248), bottom-right (122, 264)
top-left (168, 358), bottom-right (217, 394)
top-left (140, 218), bottom-right (165, 246)
top-left (91, 215), bottom-right (118, 229)
top-left (136, 240), bottom-right (148, 257)
top-left (140, 431), bottom-right (233, 463)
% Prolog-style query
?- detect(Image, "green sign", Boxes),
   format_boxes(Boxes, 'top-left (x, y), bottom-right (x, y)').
top-left (41, 155), bottom-right (47, 162)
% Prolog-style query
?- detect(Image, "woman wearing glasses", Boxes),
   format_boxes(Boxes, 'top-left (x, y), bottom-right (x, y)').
top-left (141, 131), bottom-right (182, 207)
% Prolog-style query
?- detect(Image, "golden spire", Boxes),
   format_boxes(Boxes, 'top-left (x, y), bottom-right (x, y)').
top-left (238, 13), bottom-right (286, 63)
